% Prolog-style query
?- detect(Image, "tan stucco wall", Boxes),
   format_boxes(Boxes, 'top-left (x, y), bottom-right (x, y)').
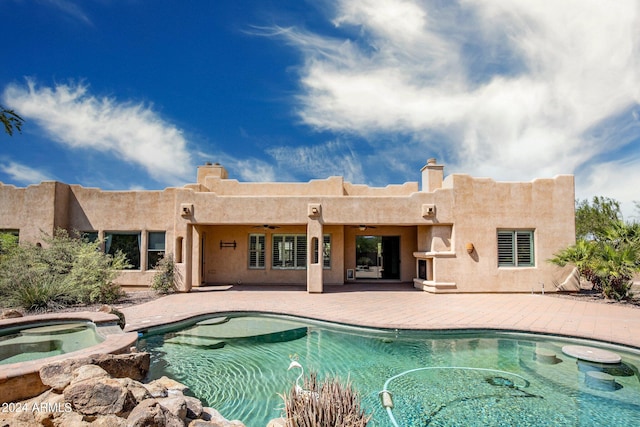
top-left (0, 161), bottom-right (577, 293)
top-left (417, 174), bottom-right (577, 293)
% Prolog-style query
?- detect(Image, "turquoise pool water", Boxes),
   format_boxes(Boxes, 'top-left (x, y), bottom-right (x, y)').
top-left (139, 314), bottom-right (640, 426)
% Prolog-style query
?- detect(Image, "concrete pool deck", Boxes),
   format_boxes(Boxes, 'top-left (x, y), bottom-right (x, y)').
top-left (121, 284), bottom-right (640, 349)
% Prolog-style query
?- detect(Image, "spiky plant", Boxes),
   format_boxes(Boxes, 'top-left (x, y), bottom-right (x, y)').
top-left (281, 371), bottom-right (370, 427)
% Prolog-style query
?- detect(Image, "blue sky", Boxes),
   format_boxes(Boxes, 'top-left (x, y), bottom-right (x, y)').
top-left (2, 0), bottom-right (639, 217)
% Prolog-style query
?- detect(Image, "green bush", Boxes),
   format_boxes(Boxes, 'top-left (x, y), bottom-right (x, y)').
top-left (151, 254), bottom-right (179, 294)
top-left (0, 229), bottom-right (128, 310)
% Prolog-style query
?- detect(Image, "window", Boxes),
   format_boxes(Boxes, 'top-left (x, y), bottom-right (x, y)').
top-left (105, 232), bottom-right (141, 270)
top-left (272, 234), bottom-right (306, 269)
top-left (0, 229), bottom-right (19, 255)
top-left (323, 235), bottom-right (331, 269)
top-left (249, 234), bottom-right (265, 269)
top-left (497, 230), bottom-right (534, 267)
top-left (81, 231), bottom-right (99, 243)
top-left (148, 232), bottom-right (166, 269)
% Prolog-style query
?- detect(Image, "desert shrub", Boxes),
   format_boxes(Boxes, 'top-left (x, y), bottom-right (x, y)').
top-left (63, 238), bottom-right (128, 303)
top-left (281, 371), bottom-right (370, 427)
top-left (151, 254), bottom-right (179, 294)
top-left (0, 229), bottom-right (128, 310)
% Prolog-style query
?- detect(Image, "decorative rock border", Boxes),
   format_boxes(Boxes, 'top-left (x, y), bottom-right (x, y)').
top-left (0, 352), bottom-right (246, 426)
top-left (0, 311), bottom-right (138, 402)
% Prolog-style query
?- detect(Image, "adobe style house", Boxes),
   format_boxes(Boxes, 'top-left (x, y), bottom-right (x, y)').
top-left (0, 159), bottom-right (578, 293)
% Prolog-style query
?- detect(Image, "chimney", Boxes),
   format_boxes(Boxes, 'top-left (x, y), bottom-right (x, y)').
top-left (197, 162), bottom-right (228, 184)
top-left (421, 158), bottom-right (444, 192)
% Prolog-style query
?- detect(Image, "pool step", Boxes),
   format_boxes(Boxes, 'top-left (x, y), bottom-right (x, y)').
top-left (165, 336), bottom-right (225, 349)
top-left (175, 317), bottom-right (309, 344)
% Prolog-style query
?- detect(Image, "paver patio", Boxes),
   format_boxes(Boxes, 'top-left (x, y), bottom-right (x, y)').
top-left (121, 284), bottom-right (640, 349)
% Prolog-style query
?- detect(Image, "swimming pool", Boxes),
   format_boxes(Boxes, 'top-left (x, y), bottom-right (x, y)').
top-left (139, 313), bottom-right (640, 426)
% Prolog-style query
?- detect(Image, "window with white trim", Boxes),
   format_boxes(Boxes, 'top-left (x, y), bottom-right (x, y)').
top-left (272, 234), bottom-right (306, 269)
top-left (497, 230), bottom-right (534, 267)
top-left (249, 234), bottom-right (265, 269)
top-left (147, 231), bottom-right (166, 269)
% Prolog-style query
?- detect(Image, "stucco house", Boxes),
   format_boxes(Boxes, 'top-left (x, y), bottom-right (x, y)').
top-left (0, 159), bottom-right (578, 293)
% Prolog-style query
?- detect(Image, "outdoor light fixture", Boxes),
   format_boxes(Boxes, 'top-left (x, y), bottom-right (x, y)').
top-left (466, 243), bottom-right (474, 254)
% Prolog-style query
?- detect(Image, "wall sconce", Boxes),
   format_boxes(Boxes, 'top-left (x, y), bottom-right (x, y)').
top-left (466, 242), bottom-right (475, 254)
top-left (180, 203), bottom-right (193, 217)
top-left (308, 203), bottom-right (321, 218)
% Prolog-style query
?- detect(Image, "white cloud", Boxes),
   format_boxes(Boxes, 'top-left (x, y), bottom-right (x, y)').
top-left (267, 139), bottom-right (364, 183)
top-left (45, 0), bottom-right (93, 25)
top-left (3, 80), bottom-right (194, 186)
top-left (0, 161), bottom-right (52, 184)
top-left (275, 0), bottom-right (640, 206)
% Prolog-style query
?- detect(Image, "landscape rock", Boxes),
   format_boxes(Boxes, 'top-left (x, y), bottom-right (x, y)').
top-left (40, 352), bottom-right (151, 391)
top-left (119, 377), bottom-right (152, 404)
top-left (266, 418), bottom-right (287, 427)
top-left (157, 393), bottom-right (188, 420)
top-left (184, 395), bottom-right (203, 419)
top-left (126, 398), bottom-right (184, 427)
top-left (70, 364), bottom-right (111, 384)
top-left (199, 407), bottom-right (246, 427)
top-left (5, 354), bottom-right (246, 427)
top-left (64, 376), bottom-right (136, 416)
top-left (90, 352), bottom-right (150, 381)
top-left (0, 308), bottom-right (23, 318)
top-left (143, 381), bottom-right (168, 398)
top-left (149, 375), bottom-right (190, 393)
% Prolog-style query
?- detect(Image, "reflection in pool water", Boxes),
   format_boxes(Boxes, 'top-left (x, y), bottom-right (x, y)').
top-left (139, 314), bottom-right (640, 426)
top-left (0, 322), bottom-right (103, 364)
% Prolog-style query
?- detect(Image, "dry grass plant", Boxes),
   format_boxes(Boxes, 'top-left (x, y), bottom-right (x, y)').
top-left (281, 371), bottom-right (370, 427)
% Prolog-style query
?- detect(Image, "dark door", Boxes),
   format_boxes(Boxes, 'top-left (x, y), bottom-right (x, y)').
top-left (381, 236), bottom-right (400, 279)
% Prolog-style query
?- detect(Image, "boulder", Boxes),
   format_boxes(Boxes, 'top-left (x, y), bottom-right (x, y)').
top-left (184, 395), bottom-right (203, 419)
top-left (40, 352), bottom-right (151, 391)
top-left (157, 393), bottom-right (187, 420)
top-left (143, 381), bottom-right (168, 398)
top-left (71, 365), bottom-right (111, 384)
top-left (148, 376), bottom-right (189, 393)
top-left (198, 407), bottom-right (246, 427)
top-left (64, 376), bottom-right (136, 416)
top-left (126, 398), bottom-right (184, 427)
top-left (119, 377), bottom-right (152, 405)
top-left (90, 352), bottom-right (150, 381)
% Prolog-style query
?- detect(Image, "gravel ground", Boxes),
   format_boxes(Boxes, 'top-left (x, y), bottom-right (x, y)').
top-left (2, 290), bottom-right (161, 317)
top-left (548, 283), bottom-right (640, 309)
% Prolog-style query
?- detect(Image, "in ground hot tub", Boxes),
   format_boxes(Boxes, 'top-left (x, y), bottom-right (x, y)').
top-left (0, 312), bottom-right (139, 402)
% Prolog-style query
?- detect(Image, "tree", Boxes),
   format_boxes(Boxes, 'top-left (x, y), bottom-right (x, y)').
top-left (575, 196), bottom-right (621, 241)
top-left (1, 105), bottom-right (24, 136)
top-left (549, 210), bottom-right (640, 300)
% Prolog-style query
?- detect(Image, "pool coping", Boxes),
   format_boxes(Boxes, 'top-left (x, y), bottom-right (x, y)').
top-left (0, 312), bottom-right (139, 403)
top-left (120, 286), bottom-right (640, 350)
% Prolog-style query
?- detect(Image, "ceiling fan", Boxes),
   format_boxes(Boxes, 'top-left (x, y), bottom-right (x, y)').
top-left (352, 225), bottom-right (377, 231)
top-left (253, 224), bottom-right (280, 230)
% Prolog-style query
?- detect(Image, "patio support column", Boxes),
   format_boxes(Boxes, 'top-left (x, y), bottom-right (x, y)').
top-left (183, 224), bottom-right (194, 292)
top-left (307, 203), bottom-right (323, 293)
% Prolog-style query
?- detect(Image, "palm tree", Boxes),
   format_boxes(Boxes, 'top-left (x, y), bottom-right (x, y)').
top-left (1, 106), bottom-right (23, 136)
